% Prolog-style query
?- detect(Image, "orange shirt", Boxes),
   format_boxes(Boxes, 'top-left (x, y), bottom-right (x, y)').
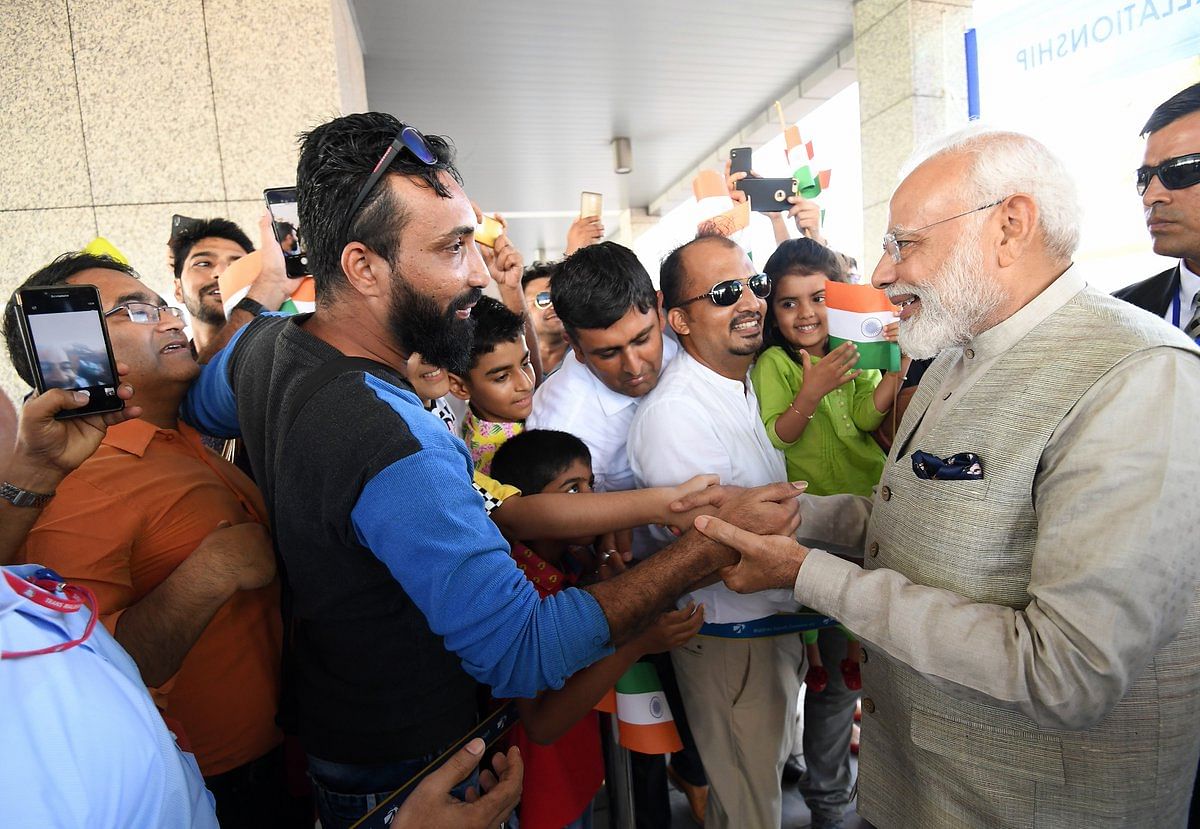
top-left (17, 418), bottom-right (282, 776)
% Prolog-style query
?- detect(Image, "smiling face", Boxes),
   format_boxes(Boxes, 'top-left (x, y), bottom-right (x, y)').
top-left (669, 238), bottom-right (765, 377)
top-left (454, 335), bottom-right (535, 422)
top-left (1143, 110), bottom-right (1200, 267)
top-left (870, 153), bottom-right (1006, 359)
top-left (523, 275), bottom-right (562, 337)
top-left (770, 271), bottom-right (830, 356)
top-left (174, 236), bottom-right (247, 325)
top-left (69, 269), bottom-right (198, 403)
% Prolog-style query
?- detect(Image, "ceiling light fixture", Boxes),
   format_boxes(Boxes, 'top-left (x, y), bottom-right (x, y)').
top-left (612, 137), bottom-right (633, 174)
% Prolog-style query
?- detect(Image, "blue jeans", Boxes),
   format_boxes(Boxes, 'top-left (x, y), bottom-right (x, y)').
top-left (307, 752), bottom-right (479, 829)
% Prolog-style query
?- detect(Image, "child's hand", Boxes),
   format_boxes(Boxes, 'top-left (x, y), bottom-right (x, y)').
top-left (637, 603), bottom-right (705, 654)
top-left (798, 341), bottom-right (861, 404)
top-left (882, 320), bottom-right (900, 343)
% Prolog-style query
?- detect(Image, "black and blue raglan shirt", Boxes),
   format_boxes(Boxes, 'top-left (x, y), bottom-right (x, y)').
top-left (183, 314), bottom-right (611, 764)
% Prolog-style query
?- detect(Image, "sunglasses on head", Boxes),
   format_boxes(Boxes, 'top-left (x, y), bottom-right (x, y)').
top-left (676, 273), bottom-right (772, 308)
top-left (1136, 153), bottom-right (1200, 196)
top-left (533, 291), bottom-right (553, 309)
top-left (344, 124), bottom-right (437, 238)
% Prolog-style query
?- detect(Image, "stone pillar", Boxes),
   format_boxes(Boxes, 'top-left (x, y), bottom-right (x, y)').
top-left (0, 0), bottom-right (365, 399)
top-left (854, 0), bottom-right (973, 268)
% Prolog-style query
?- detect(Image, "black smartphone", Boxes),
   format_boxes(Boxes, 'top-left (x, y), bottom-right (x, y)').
top-left (737, 176), bottom-right (798, 212)
top-left (263, 187), bottom-right (309, 278)
top-left (12, 285), bottom-right (124, 419)
top-left (169, 214), bottom-right (204, 244)
top-left (729, 147), bottom-right (753, 176)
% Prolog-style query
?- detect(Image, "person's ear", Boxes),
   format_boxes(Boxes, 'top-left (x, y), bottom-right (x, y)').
top-left (340, 241), bottom-right (386, 300)
top-left (447, 371), bottom-right (472, 401)
top-left (996, 193), bottom-right (1038, 268)
top-left (173, 278), bottom-right (184, 304)
top-left (567, 333), bottom-right (587, 364)
top-left (668, 307), bottom-right (690, 337)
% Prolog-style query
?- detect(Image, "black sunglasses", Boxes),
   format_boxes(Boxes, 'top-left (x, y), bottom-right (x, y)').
top-left (1136, 153), bottom-right (1200, 196)
top-left (676, 273), bottom-right (772, 308)
top-left (533, 291), bottom-right (553, 309)
top-left (345, 125), bottom-right (437, 237)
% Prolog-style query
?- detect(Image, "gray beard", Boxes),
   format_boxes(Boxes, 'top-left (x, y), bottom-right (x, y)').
top-left (895, 228), bottom-right (1005, 359)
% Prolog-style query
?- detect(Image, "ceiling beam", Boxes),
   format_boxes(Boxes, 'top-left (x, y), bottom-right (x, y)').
top-left (647, 39), bottom-right (857, 217)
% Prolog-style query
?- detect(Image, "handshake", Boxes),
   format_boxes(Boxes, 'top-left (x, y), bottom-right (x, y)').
top-left (668, 479), bottom-right (814, 594)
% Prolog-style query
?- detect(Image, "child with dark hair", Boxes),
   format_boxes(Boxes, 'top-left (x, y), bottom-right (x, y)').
top-left (749, 237), bottom-right (909, 731)
top-left (448, 295), bottom-right (535, 474)
top-left (490, 429), bottom-right (704, 829)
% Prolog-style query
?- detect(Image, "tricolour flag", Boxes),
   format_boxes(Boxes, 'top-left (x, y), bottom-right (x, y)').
top-left (612, 662), bottom-right (682, 754)
top-left (824, 281), bottom-right (900, 373)
top-left (218, 250), bottom-right (315, 318)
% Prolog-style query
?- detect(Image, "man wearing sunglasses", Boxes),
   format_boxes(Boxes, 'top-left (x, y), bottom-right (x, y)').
top-left (182, 112), bottom-right (802, 827)
top-left (1117, 83), bottom-right (1200, 346)
top-left (681, 126), bottom-right (1200, 828)
top-left (521, 261), bottom-right (569, 375)
top-left (627, 234), bottom-right (806, 829)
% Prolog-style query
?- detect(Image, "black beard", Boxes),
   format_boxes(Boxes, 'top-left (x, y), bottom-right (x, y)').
top-left (388, 279), bottom-right (480, 375)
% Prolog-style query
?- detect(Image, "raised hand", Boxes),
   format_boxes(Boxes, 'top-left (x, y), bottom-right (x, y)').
top-left (797, 340), bottom-right (860, 404)
top-left (784, 195), bottom-right (826, 246)
top-left (565, 216), bottom-right (604, 255)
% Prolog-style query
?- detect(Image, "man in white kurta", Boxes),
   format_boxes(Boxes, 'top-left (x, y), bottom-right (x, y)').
top-left (628, 235), bottom-right (803, 829)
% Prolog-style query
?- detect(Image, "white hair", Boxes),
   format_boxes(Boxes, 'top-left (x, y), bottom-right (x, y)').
top-left (899, 125), bottom-right (1082, 261)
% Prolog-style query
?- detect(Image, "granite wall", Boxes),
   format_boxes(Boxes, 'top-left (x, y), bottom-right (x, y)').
top-left (0, 0), bottom-right (366, 399)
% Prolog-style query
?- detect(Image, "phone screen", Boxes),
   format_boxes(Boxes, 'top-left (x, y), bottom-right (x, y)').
top-left (16, 286), bottom-right (124, 418)
top-left (580, 192), bottom-right (603, 219)
top-left (264, 188), bottom-right (309, 277)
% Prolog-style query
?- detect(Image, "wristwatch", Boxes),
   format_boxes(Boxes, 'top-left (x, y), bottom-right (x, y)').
top-left (233, 296), bottom-right (267, 317)
top-left (0, 481), bottom-right (55, 509)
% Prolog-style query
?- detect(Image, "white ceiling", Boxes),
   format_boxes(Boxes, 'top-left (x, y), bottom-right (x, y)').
top-left (352, 0), bottom-right (855, 257)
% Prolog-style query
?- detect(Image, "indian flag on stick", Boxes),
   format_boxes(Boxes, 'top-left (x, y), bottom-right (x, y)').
top-left (824, 281), bottom-right (901, 373)
top-left (595, 663), bottom-right (682, 754)
top-left (218, 250), bottom-right (316, 318)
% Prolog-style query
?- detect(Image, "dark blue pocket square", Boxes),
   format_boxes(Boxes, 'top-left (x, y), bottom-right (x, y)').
top-left (911, 450), bottom-right (983, 480)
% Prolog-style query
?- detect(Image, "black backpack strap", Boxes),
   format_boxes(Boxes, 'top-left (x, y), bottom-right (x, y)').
top-left (283, 356), bottom-right (402, 436)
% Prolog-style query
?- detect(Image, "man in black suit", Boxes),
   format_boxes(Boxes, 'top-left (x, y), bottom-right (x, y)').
top-left (1116, 82), bottom-right (1200, 343)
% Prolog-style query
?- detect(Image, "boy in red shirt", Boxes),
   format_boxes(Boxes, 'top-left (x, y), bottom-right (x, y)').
top-left (490, 429), bottom-right (703, 829)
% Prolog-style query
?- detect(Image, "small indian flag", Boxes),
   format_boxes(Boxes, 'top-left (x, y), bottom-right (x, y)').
top-left (824, 281), bottom-right (901, 372)
top-left (218, 250), bottom-right (315, 318)
top-left (611, 662), bottom-right (682, 755)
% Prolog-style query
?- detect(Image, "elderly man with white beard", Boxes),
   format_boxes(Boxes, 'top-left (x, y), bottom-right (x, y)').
top-left (679, 126), bottom-right (1200, 828)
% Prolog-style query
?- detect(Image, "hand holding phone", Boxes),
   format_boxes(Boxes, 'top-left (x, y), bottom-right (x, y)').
top-left (13, 285), bottom-right (125, 419)
top-left (263, 188), bottom-right (310, 278)
top-left (474, 214), bottom-right (504, 248)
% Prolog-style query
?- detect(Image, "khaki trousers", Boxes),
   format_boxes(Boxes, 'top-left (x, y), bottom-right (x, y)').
top-left (671, 634), bottom-right (803, 829)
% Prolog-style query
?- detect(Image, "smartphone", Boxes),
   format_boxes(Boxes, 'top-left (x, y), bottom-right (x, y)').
top-left (729, 147), bottom-right (753, 176)
top-left (474, 214), bottom-right (504, 248)
top-left (263, 187), bottom-right (310, 278)
top-left (169, 214), bottom-right (203, 244)
top-left (580, 191), bottom-right (603, 219)
top-left (736, 176), bottom-right (798, 212)
top-left (12, 285), bottom-right (124, 419)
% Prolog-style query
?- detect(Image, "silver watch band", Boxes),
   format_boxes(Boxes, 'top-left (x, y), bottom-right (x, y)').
top-left (0, 481), bottom-right (55, 509)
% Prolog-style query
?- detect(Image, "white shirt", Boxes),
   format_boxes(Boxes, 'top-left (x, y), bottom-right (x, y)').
top-left (1165, 258), bottom-right (1200, 328)
top-left (0, 565), bottom-right (218, 828)
top-left (528, 336), bottom-right (678, 495)
top-left (627, 349), bottom-right (798, 623)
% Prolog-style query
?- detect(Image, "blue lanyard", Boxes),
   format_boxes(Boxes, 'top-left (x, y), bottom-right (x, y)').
top-left (1171, 291), bottom-right (1200, 344)
top-left (700, 611), bottom-right (840, 639)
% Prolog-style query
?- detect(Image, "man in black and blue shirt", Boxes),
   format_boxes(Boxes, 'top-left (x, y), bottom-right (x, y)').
top-left (184, 111), bottom-right (801, 827)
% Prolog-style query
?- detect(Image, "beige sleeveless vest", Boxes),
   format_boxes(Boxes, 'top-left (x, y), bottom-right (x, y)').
top-left (859, 286), bottom-right (1200, 827)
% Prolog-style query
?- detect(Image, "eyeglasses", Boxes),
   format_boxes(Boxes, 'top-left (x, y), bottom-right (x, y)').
top-left (1136, 153), bottom-right (1200, 196)
top-left (104, 302), bottom-right (184, 324)
top-left (345, 124), bottom-right (437, 239)
top-left (882, 197), bottom-right (1010, 263)
top-left (676, 273), bottom-right (772, 308)
top-left (533, 291), bottom-right (553, 309)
